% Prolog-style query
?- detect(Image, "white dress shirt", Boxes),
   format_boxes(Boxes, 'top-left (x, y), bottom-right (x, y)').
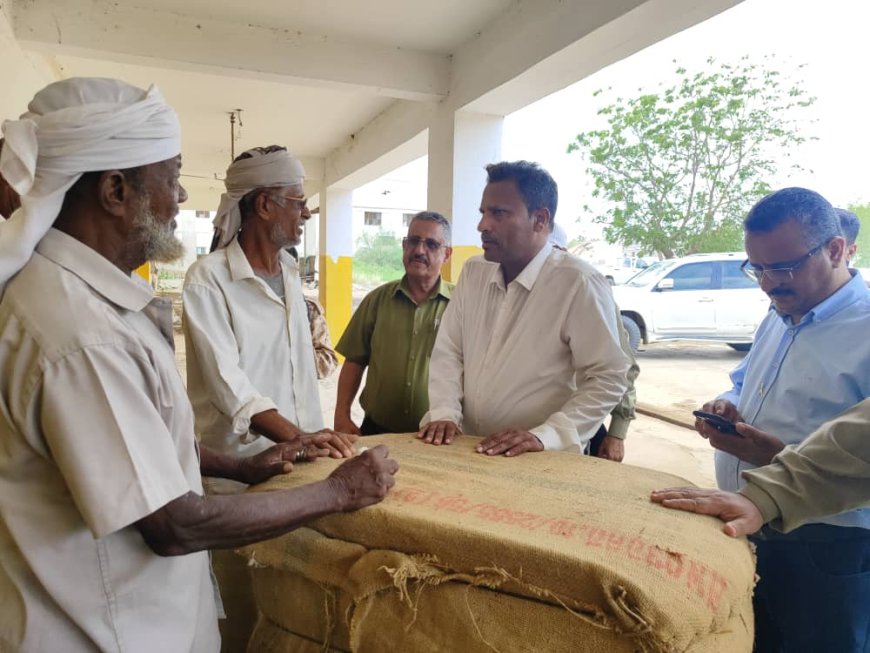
top-left (423, 244), bottom-right (630, 451)
top-left (0, 229), bottom-right (219, 652)
top-left (183, 238), bottom-right (323, 488)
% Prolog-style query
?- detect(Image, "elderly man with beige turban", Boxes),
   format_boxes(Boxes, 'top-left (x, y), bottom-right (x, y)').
top-left (0, 79), bottom-right (397, 652)
top-left (182, 145), bottom-right (360, 649)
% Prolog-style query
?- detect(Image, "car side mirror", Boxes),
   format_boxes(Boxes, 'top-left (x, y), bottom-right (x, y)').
top-left (655, 278), bottom-right (675, 291)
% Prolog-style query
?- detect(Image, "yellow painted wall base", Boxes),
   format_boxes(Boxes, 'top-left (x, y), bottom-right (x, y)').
top-left (135, 262), bottom-right (151, 284)
top-left (442, 245), bottom-right (482, 282)
top-left (320, 255), bottom-right (353, 353)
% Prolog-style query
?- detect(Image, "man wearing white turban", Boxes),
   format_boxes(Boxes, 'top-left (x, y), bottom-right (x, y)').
top-left (182, 144), bottom-right (359, 648)
top-left (0, 79), bottom-right (398, 652)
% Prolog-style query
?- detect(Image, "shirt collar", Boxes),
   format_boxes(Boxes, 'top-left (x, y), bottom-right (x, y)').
top-left (226, 236), bottom-right (256, 281)
top-left (395, 275), bottom-right (452, 301)
top-left (490, 242), bottom-right (553, 291)
top-left (781, 270), bottom-right (870, 327)
top-left (36, 228), bottom-right (153, 312)
top-left (225, 237), bottom-right (296, 281)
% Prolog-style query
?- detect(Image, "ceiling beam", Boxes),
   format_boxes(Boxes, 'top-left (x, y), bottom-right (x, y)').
top-left (10, 0), bottom-right (450, 102)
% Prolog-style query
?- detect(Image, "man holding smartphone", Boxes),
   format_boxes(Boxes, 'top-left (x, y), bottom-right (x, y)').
top-left (695, 187), bottom-right (870, 653)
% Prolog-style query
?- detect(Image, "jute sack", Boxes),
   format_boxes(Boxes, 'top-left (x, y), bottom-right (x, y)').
top-left (239, 435), bottom-right (755, 652)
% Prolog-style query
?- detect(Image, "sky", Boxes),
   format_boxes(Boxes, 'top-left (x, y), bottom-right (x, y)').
top-left (500, 0), bottom-right (870, 242)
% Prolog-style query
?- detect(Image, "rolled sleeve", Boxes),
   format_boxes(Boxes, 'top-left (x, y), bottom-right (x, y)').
top-left (543, 275), bottom-right (629, 450)
top-left (183, 283), bottom-right (276, 439)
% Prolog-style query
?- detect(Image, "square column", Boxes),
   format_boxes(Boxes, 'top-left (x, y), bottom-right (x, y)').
top-left (428, 107), bottom-right (503, 281)
top-left (318, 187), bottom-right (354, 345)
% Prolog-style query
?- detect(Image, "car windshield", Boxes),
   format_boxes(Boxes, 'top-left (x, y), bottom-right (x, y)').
top-left (625, 260), bottom-right (676, 287)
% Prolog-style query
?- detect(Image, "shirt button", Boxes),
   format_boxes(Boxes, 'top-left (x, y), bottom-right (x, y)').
top-left (406, 381), bottom-right (411, 387)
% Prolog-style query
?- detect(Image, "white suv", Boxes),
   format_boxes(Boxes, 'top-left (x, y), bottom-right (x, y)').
top-left (610, 252), bottom-right (771, 352)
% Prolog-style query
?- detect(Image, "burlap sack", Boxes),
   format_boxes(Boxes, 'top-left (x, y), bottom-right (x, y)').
top-left (238, 435), bottom-right (755, 652)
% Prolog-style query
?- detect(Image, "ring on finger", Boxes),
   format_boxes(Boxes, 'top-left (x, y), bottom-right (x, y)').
top-left (295, 448), bottom-right (306, 463)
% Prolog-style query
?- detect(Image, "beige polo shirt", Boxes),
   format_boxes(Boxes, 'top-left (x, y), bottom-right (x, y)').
top-left (0, 229), bottom-right (219, 652)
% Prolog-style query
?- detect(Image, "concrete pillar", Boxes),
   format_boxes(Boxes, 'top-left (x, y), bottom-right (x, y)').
top-left (318, 187), bottom-right (354, 345)
top-left (427, 107), bottom-right (503, 281)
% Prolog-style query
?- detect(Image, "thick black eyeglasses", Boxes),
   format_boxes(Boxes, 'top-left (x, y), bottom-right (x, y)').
top-left (740, 241), bottom-right (827, 283)
top-left (402, 236), bottom-right (446, 252)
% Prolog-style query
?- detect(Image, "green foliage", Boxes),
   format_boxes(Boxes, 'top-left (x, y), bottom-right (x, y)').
top-left (353, 230), bottom-right (404, 286)
top-left (568, 56), bottom-right (816, 258)
top-left (846, 203), bottom-right (870, 267)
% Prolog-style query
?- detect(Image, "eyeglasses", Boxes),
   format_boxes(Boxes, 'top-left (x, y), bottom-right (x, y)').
top-left (402, 236), bottom-right (446, 252)
top-left (270, 194), bottom-right (308, 211)
top-left (740, 241), bottom-right (828, 283)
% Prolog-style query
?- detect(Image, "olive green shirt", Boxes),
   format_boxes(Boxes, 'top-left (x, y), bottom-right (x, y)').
top-left (336, 277), bottom-right (453, 433)
top-left (740, 398), bottom-right (870, 533)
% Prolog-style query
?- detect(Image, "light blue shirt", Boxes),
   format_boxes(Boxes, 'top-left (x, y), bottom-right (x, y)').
top-left (715, 271), bottom-right (870, 529)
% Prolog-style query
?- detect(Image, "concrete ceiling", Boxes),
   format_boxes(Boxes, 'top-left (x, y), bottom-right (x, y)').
top-left (3, 0), bottom-right (743, 208)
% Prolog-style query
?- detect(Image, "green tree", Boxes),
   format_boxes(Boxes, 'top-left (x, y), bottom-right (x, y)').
top-left (568, 57), bottom-right (815, 258)
top-left (846, 203), bottom-right (870, 268)
top-left (353, 230), bottom-right (404, 286)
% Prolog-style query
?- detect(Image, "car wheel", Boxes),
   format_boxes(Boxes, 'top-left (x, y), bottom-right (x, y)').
top-left (728, 343), bottom-right (752, 352)
top-left (621, 315), bottom-right (642, 353)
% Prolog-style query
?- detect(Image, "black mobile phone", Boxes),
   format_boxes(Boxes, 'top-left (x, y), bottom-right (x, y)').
top-left (692, 410), bottom-right (738, 435)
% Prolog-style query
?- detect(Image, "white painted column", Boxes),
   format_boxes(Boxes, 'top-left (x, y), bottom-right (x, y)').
top-left (318, 187), bottom-right (354, 343)
top-left (427, 106), bottom-right (503, 279)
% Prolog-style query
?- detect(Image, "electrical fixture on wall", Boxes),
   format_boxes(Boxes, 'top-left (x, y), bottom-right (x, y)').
top-left (228, 109), bottom-right (243, 161)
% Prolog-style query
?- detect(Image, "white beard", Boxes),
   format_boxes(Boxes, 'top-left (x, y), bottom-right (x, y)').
top-left (132, 194), bottom-right (185, 263)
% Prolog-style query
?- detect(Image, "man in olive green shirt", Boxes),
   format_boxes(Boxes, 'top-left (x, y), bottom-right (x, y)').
top-left (335, 212), bottom-right (454, 434)
top-left (651, 398), bottom-right (870, 536)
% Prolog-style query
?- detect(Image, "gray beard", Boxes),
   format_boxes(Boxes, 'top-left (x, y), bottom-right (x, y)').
top-left (269, 221), bottom-right (298, 249)
top-left (132, 197), bottom-right (185, 263)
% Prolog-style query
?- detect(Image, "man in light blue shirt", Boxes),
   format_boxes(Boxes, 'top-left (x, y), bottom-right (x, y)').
top-left (696, 187), bottom-right (870, 653)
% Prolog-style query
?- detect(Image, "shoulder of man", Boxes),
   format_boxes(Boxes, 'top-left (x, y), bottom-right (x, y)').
top-left (361, 278), bottom-right (405, 306)
top-left (545, 248), bottom-right (609, 286)
top-left (3, 255), bottom-right (147, 363)
top-left (452, 254), bottom-right (494, 285)
top-left (182, 247), bottom-right (229, 288)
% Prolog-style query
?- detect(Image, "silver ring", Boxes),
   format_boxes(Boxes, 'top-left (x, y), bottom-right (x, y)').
top-left (295, 448), bottom-right (306, 463)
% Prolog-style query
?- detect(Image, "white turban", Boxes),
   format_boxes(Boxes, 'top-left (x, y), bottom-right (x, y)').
top-left (211, 148), bottom-right (305, 249)
top-left (0, 77), bottom-right (181, 288)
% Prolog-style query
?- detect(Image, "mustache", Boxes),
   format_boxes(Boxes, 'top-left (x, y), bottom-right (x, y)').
top-left (480, 235), bottom-right (497, 244)
top-left (768, 288), bottom-right (794, 298)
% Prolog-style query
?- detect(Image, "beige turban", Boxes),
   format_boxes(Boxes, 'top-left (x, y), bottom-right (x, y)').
top-left (0, 77), bottom-right (181, 288)
top-left (211, 148), bottom-right (305, 250)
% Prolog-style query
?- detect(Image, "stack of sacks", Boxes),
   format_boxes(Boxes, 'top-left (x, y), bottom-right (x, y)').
top-left (238, 435), bottom-right (755, 653)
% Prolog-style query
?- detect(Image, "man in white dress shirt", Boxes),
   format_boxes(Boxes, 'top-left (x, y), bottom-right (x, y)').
top-left (183, 145), bottom-right (356, 491)
top-left (182, 145), bottom-right (360, 649)
top-left (419, 160), bottom-right (629, 456)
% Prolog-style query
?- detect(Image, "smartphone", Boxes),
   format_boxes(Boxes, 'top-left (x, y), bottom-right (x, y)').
top-left (692, 410), bottom-right (738, 435)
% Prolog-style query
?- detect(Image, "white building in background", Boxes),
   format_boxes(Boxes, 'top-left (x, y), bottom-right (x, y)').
top-left (166, 209), bottom-right (216, 272)
top-left (351, 158), bottom-right (427, 250)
